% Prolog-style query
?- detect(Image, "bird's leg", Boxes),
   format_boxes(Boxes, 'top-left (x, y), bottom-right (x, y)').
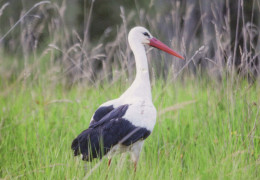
top-left (131, 154), bottom-right (139, 172)
top-left (108, 158), bottom-right (112, 167)
top-left (131, 141), bottom-right (143, 172)
top-left (134, 161), bottom-right (137, 172)
top-left (105, 158), bottom-right (112, 180)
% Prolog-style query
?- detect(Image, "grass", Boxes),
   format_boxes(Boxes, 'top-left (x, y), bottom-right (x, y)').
top-left (0, 0), bottom-right (259, 179)
top-left (0, 78), bottom-right (259, 179)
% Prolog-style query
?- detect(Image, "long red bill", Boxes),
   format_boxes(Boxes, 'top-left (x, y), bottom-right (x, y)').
top-left (149, 38), bottom-right (184, 60)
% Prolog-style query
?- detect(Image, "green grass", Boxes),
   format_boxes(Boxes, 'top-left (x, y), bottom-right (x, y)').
top-left (0, 79), bottom-right (259, 179)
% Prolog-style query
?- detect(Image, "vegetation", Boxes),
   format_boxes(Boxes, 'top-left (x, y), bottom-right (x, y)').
top-left (0, 78), bottom-right (259, 179)
top-left (1, 0), bottom-right (259, 84)
top-left (0, 0), bottom-right (259, 179)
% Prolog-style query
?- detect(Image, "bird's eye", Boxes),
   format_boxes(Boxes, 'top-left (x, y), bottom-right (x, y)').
top-left (143, 32), bottom-right (150, 38)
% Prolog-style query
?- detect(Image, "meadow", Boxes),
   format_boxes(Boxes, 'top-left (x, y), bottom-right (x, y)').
top-left (0, 76), bottom-right (259, 179)
top-left (1, 0), bottom-right (260, 179)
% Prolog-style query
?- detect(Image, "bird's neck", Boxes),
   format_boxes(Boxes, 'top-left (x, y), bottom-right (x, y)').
top-left (121, 43), bottom-right (152, 100)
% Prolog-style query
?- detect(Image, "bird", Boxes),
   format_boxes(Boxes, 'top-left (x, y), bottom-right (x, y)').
top-left (71, 26), bottom-right (184, 171)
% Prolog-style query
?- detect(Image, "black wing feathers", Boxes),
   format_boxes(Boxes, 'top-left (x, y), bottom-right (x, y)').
top-left (93, 105), bottom-right (114, 122)
top-left (89, 104), bottom-right (128, 128)
top-left (71, 104), bottom-right (151, 161)
top-left (89, 105), bottom-right (114, 127)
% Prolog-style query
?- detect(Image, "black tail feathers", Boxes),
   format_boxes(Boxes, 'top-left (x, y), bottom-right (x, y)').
top-left (71, 137), bottom-right (80, 156)
top-left (71, 129), bottom-right (110, 161)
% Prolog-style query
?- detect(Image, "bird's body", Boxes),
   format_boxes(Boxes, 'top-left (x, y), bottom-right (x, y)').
top-left (95, 95), bottom-right (156, 163)
top-left (71, 26), bottom-right (184, 169)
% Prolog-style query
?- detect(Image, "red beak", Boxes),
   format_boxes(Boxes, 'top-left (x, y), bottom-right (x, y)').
top-left (149, 38), bottom-right (184, 60)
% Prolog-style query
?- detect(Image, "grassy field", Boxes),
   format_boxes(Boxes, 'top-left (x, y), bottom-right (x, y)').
top-left (0, 0), bottom-right (259, 179)
top-left (0, 78), bottom-right (259, 179)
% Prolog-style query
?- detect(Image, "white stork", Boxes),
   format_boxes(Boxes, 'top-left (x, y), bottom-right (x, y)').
top-left (71, 26), bottom-right (184, 171)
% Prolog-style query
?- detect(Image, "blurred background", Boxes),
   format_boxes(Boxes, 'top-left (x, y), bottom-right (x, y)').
top-left (1, 1), bottom-right (259, 179)
top-left (0, 0), bottom-right (259, 87)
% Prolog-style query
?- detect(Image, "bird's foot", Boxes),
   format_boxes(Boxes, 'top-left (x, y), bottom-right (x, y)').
top-left (108, 159), bottom-right (112, 167)
top-left (134, 161), bottom-right (137, 172)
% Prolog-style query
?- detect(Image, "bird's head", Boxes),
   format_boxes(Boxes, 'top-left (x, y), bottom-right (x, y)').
top-left (128, 26), bottom-right (184, 60)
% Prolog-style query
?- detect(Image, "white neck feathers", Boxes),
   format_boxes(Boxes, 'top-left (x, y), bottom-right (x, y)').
top-left (121, 40), bottom-right (152, 100)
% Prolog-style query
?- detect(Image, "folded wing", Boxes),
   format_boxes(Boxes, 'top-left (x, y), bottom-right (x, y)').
top-left (71, 104), bottom-right (151, 161)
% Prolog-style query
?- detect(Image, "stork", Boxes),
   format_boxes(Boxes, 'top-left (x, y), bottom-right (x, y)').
top-left (71, 26), bottom-right (184, 171)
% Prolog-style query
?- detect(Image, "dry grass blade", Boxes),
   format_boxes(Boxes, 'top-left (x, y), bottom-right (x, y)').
top-left (83, 160), bottom-right (103, 180)
top-left (158, 100), bottom-right (197, 116)
top-left (118, 128), bottom-right (141, 144)
top-left (174, 46), bottom-right (205, 79)
top-left (0, 1), bottom-right (50, 42)
top-left (0, 2), bottom-right (9, 17)
top-left (45, 99), bottom-right (75, 106)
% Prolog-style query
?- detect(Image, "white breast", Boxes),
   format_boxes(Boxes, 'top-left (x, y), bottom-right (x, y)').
top-left (122, 97), bottom-right (157, 132)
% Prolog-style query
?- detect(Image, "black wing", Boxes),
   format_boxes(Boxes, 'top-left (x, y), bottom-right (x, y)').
top-left (71, 104), bottom-right (151, 161)
top-left (89, 105), bottom-right (114, 127)
top-left (89, 104), bottom-right (128, 128)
